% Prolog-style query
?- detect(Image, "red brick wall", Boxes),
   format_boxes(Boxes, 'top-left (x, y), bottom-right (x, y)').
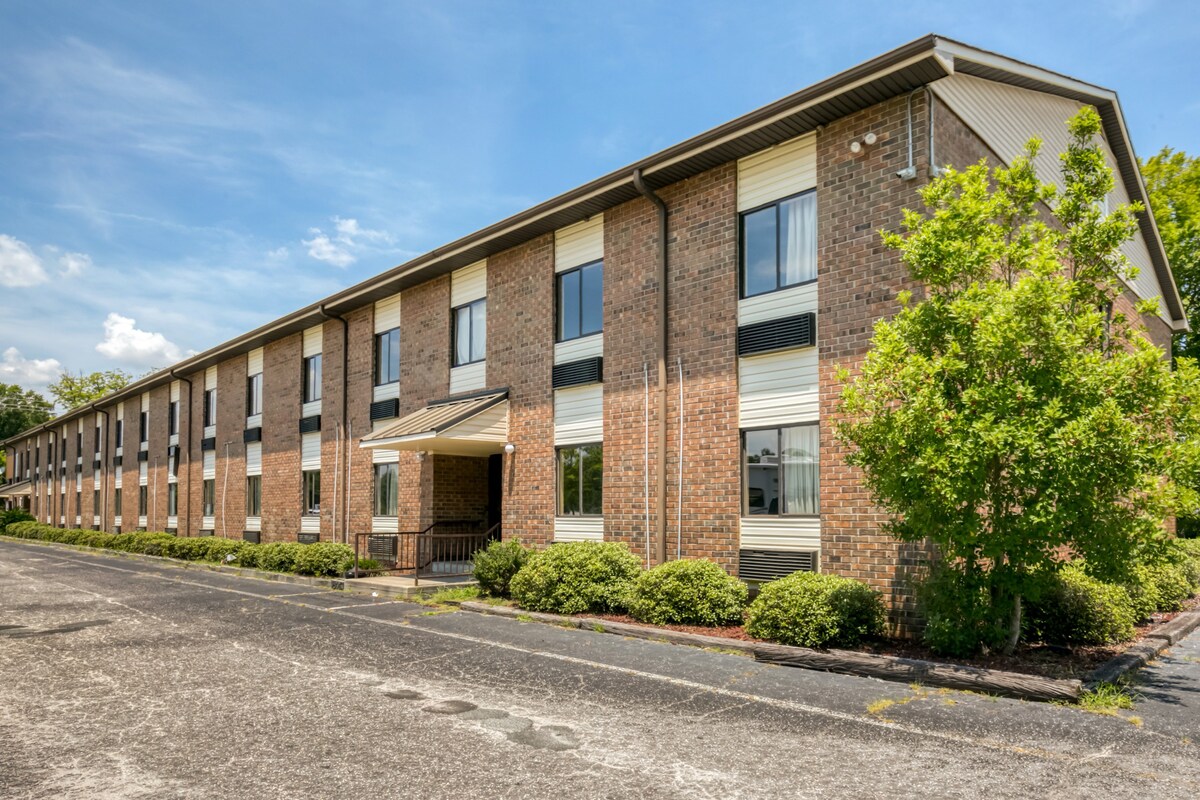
top-left (262, 334), bottom-right (301, 542)
top-left (398, 278), bottom-right (450, 531)
top-left (430, 454), bottom-right (489, 522)
top-left (215, 355), bottom-right (247, 539)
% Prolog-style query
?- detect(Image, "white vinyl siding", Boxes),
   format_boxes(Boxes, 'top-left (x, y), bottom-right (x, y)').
top-left (554, 333), bottom-right (603, 365)
top-left (373, 382), bottom-right (401, 403)
top-left (245, 442), bottom-right (262, 476)
top-left (301, 432), bottom-right (321, 471)
top-left (140, 393), bottom-right (149, 412)
top-left (929, 73), bottom-right (1168, 323)
top-left (450, 259), bottom-right (487, 307)
top-left (554, 516), bottom-right (604, 543)
top-left (738, 282), bottom-right (818, 326)
top-left (371, 446), bottom-right (399, 465)
top-left (374, 294), bottom-right (402, 333)
top-left (739, 517), bottom-right (821, 552)
top-left (555, 216), bottom-right (603, 273)
top-left (203, 451), bottom-right (216, 480)
top-left (737, 133), bottom-right (817, 211)
top-left (554, 384), bottom-right (603, 445)
top-left (138, 461), bottom-right (148, 485)
top-left (203, 367), bottom-right (217, 438)
top-left (114, 464), bottom-right (123, 489)
top-left (372, 516), bottom-right (398, 533)
top-left (302, 325), bottom-right (323, 357)
top-left (247, 347), bottom-right (264, 376)
top-left (301, 516), bottom-right (320, 534)
top-left (738, 348), bottom-right (819, 428)
top-left (449, 361), bottom-right (486, 395)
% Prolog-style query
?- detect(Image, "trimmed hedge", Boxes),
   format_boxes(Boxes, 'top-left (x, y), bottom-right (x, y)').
top-left (0, 509), bottom-right (34, 532)
top-left (745, 571), bottom-right (885, 648)
top-left (472, 540), bottom-right (532, 597)
top-left (509, 541), bottom-right (641, 614)
top-left (4, 522), bottom-right (354, 577)
top-left (627, 559), bottom-right (748, 626)
top-left (1027, 567), bottom-right (1136, 646)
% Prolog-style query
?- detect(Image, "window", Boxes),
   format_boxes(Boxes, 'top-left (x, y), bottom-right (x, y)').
top-left (374, 328), bottom-right (400, 385)
top-left (139, 412), bottom-right (149, 444)
top-left (167, 484), bottom-right (177, 516)
top-left (168, 401), bottom-right (179, 436)
top-left (246, 475), bottom-right (262, 517)
top-left (557, 444), bottom-right (603, 516)
top-left (303, 355), bottom-right (322, 403)
top-left (246, 373), bottom-right (262, 417)
top-left (114, 490), bottom-right (122, 517)
top-left (556, 261), bottom-right (603, 342)
top-left (170, 453), bottom-right (178, 479)
top-left (115, 420), bottom-right (124, 445)
top-left (138, 486), bottom-right (148, 516)
top-left (93, 488), bottom-right (99, 512)
top-left (742, 425), bottom-right (818, 516)
top-left (302, 469), bottom-right (320, 516)
top-left (94, 426), bottom-right (101, 454)
top-left (75, 490), bottom-right (81, 516)
top-left (373, 463), bottom-right (398, 516)
top-left (203, 389), bottom-right (216, 427)
top-left (202, 479), bottom-right (215, 516)
top-left (740, 191), bottom-right (817, 298)
top-left (76, 431), bottom-right (82, 453)
top-left (452, 298), bottom-right (486, 366)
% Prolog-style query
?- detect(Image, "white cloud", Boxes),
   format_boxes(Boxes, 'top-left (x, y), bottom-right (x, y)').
top-left (303, 216), bottom-right (395, 268)
top-left (0, 235), bottom-right (50, 287)
top-left (94, 312), bottom-right (190, 368)
top-left (0, 347), bottom-right (63, 391)
top-left (303, 229), bottom-right (355, 267)
top-left (58, 251), bottom-right (92, 277)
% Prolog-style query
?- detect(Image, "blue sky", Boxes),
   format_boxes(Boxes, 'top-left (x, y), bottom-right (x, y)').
top-left (1, 0), bottom-right (1197, 396)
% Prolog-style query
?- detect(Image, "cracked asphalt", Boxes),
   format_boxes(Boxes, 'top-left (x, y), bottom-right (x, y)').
top-left (2, 540), bottom-right (1199, 799)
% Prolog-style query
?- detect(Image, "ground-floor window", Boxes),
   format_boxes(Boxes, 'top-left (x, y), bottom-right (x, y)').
top-left (742, 424), bottom-right (819, 516)
top-left (138, 486), bottom-right (148, 516)
top-left (373, 463), bottom-right (397, 516)
top-left (93, 488), bottom-right (99, 514)
top-left (167, 484), bottom-right (178, 516)
top-left (557, 443), bottom-right (602, 516)
top-left (302, 469), bottom-right (320, 516)
top-left (114, 490), bottom-right (121, 517)
top-left (75, 490), bottom-right (81, 516)
top-left (202, 479), bottom-right (215, 516)
top-left (246, 476), bottom-right (262, 517)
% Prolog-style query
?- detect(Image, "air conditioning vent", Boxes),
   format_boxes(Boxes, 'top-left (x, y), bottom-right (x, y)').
top-left (738, 549), bottom-right (817, 583)
top-left (737, 312), bottom-right (816, 357)
top-left (552, 356), bottom-right (603, 389)
top-left (297, 532), bottom-right (320, 545)
top-left (243, 427), bottom-right (262, 443)
top-left (201, 437), bottom-right (216, 452)
top-left (242, 530), bottom-right (261, 544)
top-left (370, 399), bottom-right (400, 421)
top-left (112, 455), bottom-right (123, 467)
top-left (93, 459), bottom-right (102, 470)
top-left (367, 534), bottom-right (398, 562)
top-left (136, 451), bottom-right (149, 463)
top-left (299, 415), bottom-right (321, 433)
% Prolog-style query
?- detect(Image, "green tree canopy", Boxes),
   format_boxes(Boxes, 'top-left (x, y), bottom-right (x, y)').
top-left (48, 370), bottom-right (131, 411)
top-left (0, 383), bottom-right (53, 479)
top-left (837, 107), bottom-right (1199, 656)
top-left (1141, 147), bottom-right (1200, 361)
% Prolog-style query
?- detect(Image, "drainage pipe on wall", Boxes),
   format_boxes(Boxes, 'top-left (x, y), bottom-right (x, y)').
top-left (632, 169), bottom-right (669, 566)
top-left (169, 369), bottom-right (193, 536)
top-left (643, 362), bottom-right (650, 569)
top-left (676, 356), bottom-right (683, 561)
top-left (331, 420), bottom-right (341, 546)
top-left (319, 304), bottom-right (350, 545)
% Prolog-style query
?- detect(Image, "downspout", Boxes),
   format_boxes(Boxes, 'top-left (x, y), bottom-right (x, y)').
top-left (319, 304), bottom-right (350, 544)
top-left (170, 369), bottom-right (193, 536)
top-left (632, 169), bottom-right (669, 566)
top-left (92, 404), bottom-right (109, 531)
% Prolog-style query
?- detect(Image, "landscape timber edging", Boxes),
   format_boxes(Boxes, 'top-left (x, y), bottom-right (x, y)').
top-left (457, 601), bottom-right (1083, 702)
top-left (1084, 610), bottom-right (1200, 689)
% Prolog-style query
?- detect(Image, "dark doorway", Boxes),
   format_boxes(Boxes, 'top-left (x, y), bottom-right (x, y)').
top-left (486, 453), bottom-right (503, 535)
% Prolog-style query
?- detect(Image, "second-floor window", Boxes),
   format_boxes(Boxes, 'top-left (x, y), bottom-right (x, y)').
top-left (139, 412), bottom-right (148, 445)
top-left (740, 190), bottom-right (817, 298)
top-left (303, 355), bottom-right (322, 403)
top-left (203, 389), bottom-right (216, 427)
top-left (246, 374), bottom-right (263, 417)
top-left (94, 426), bottom-right (101, 454)
top-left (556, 261), bottom-right (603, 342)
top-left (374, 328), bottom-right (400, 385)
top-left (452, 298), bottom-right (486, 367)
top-left (168, 401), bottom-right (179, 436)
top-left (115, 420), bottom-right (123, 445)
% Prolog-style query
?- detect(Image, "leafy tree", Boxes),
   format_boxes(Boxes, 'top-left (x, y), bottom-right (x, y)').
top-left (837, 108), bottom-right (1198, 655)
top-left (0, 383), bottom-right (53, 479)
top-left (1141, 147), bottom-right (1200, 361)
top-left (48, 370), bottom-right (131, 411)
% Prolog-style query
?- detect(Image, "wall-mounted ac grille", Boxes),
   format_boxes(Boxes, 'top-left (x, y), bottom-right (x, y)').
top-left (737, 312), bottom-right (816, 357)
top-left (299, 415), bottom-right (321, 433)
top-left (200, 437), bottom-right (216, 452)
top-left (370, 399), bottom-right (400, 421)
top-left (112, 455), bottom-right (123, 467)
top-left (243, 427), bottom-right (262, 443)
top-left (552, 356), bottom-right (603, 389)
top-left (93, 459), bottom-right (102, 470)
top-left (738, 549), bottom-right (817, 583)
top-left (367, 534), bottom-right (398, 562)
top-left (242, 530), bottom-right (261, 544)
top-left (136, 451), bottom-right (149, 463)
top-left (297, 532), bottom-right (320, 545)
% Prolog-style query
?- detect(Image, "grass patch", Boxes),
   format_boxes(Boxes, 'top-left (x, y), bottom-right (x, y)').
top-left (1074, 682), bottom-right (1136, 715)
top-left (516, 613), bottom-right (534, 623)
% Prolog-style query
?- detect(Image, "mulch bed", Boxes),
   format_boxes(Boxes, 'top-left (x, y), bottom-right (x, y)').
top-left (585, 593), bottom-right (1200, 681)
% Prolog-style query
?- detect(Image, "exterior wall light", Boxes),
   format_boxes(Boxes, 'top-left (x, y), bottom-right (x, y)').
top-left (503, 443), bottom-right (516, 455)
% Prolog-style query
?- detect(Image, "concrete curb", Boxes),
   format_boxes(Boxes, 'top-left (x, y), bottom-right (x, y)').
top-left (1084, 610), bottom-right (1200, 689)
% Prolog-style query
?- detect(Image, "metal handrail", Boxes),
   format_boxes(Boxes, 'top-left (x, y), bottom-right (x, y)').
top-left (352, 519), bottom-right (498, 583)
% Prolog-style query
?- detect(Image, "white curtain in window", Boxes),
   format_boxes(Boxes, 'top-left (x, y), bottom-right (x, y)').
top-left (782, 425), bottom-right (819, 515)
top-left (780, 193), bottom-right (816, 286)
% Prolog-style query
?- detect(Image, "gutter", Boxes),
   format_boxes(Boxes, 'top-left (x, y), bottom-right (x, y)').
top-left (633, 169), bottom-right (669, 566)
top-left (169, 369), bottom-right (193, 536)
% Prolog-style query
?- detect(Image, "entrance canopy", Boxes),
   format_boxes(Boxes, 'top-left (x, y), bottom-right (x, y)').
top-left (0, 480), bottom-right (31, 498)
top-left (360, 391), bottom-right (508, 457)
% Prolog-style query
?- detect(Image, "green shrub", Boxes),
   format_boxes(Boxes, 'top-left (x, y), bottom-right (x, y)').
top-left (0, 509), bottom-right (35, 531)
top-left (1146, 561), bottom-right (1194, 612)
top-left (1123, 565), bottom-right (1162, 622)
top-left (509, 541), bottom-right (641, 614)
top-left (4, 520), bottom-right (42, 538)
top-left (252, 542), bottom-right (305, 573)
top-left (128, 532), bottom-right (176, 556)
top-left (745, 571), bottom-right (885, 648)
top-left (1168, 539), bottom-right (1200, 593)
top-left (356, 557), bottom-right (383, 572)
top-left (202, 538), bottom-right (247, 564)
top-left (1027, 567), bottom-right (1136, 645)
top-left (294, 543), bottom-right (355, 576)
top-left (161, 537), bottom-right (211, 561)
top-left (76, 531), bottom-right (115, 549)
top-left (916, 565), bottom-right (1012, 657)
top-left (627, 559), bottom-right (748, 626)
top-left (473, 540), bottom-right (532, 597)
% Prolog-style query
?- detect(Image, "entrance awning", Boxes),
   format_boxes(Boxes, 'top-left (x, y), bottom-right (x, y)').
top-left (0, 480), bottom-right (32, 497)
top-left (360, 391), bottom-right (508, 457)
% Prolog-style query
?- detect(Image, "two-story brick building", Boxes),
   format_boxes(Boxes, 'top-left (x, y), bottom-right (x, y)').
top-left (1, 36), bottom-right (1187, 620)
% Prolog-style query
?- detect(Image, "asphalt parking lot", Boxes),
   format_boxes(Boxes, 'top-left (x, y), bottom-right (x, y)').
top-left (2, 540), bottom-right (1198, 799)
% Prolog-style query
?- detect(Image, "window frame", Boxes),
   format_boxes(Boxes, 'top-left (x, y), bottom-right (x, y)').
top-left (373, 462), bottom-right (398, 517)
top-left (302, 469), bottom-right (321, 517)
top-left (139, 412), bottom-right (149, 444)
top-left (202, 479), bottom-right (215, 517)
top-left (167, 483), bottom-right (178, 516)
top-left (555, 259), bottom-right (604, 343)
top-left (114, 488), bottom-right (122, 517)
top-left (451, 298), bottom-right (487, 367)
top-left (302, 354), bottom-right (322, 403)
top-left (555, 442), bottom-right (603, 517)
top-left (168, 401), bottom-right (179, 436)
top-left (115, 419), bottom-right (124, 445)
top-left (246, 475), bottom-right (262, 517)
top-left (203, 389), bottom-right (216, 427)
top-left (138, 485), bottom-right (148, 516)
top-left (246, 373), bottom-right (263, 417)
top-left (740, 422), bottom-right (819, 518)
top-left (94, 426), bottom-right (101, 454)
top-left (738, 188), bottom-right (818, 300)
top-left (374, 327), bottom-right (401, 386)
